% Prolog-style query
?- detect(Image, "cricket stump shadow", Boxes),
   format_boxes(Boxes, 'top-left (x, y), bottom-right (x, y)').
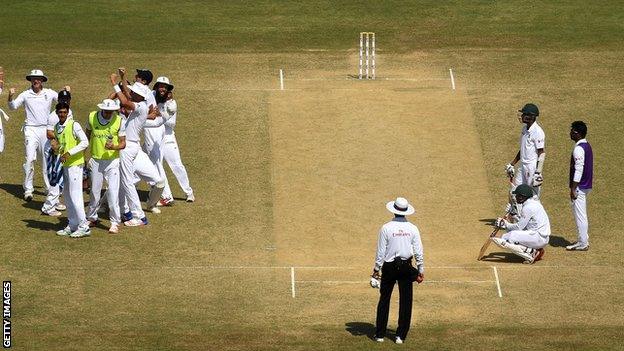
top-left (480, 252), bottom-right (526, 263)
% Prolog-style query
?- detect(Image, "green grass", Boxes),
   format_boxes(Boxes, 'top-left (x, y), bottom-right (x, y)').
top-left (1, 1), bottom-right (623, 350)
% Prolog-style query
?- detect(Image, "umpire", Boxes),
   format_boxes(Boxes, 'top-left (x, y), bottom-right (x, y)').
top-left (371, 197), bottom-right (424, 344)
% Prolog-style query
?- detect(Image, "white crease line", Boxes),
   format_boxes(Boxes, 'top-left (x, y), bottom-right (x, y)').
top-left (291, 267), bottom-right (296, 298)
top-left (492, 266), bottom-right (503, 298)
top-left (449, 68), bottom-right (456, 90)
top-left (279, 69), bottom-right (284, 90)
top-left (296, 280), bottom-right (495, 284)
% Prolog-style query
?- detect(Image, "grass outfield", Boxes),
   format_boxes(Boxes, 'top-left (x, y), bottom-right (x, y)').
top-left (1, 1), bottom-right (623, 350)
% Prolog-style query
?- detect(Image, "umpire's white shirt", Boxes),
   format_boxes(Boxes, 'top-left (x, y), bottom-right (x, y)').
top-left (519, 122), bottom-right (545, 164)
top-left (374, 217), bottom-right (424, 273)
top-left (9, 88), bottom-right (58, 126)
top-left (505, 198), bottom-right (551, 237)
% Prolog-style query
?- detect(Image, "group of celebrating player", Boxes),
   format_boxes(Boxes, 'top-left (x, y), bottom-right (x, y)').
top-left (488, 103), bottom-right (593, 263)
top-left (1, 67), bottom-right (194, 237)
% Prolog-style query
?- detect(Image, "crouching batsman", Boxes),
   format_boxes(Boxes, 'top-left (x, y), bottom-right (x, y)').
top-left (492, 184), bottom-right (550, 264)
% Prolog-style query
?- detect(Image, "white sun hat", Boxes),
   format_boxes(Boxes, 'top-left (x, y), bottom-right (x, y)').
top-left (129, 82), bottom-right (149, 99)
top-left (386, 197), bottom-right (415, 216)
top-left (153, 76), bottom-right (174, 91)
top-left (26, 69), bottom-right (48, 82)
top-left (97, 99), bottom-right (120, 111)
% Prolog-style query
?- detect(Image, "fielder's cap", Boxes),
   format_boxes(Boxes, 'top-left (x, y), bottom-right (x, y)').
top-left (519, 103), bottom-right (539, 116)
top-left (153, 76), bottom-right (174, 91)
top-left (58, 90), bottom-right (71, 101)
top-left (136, 69), bottom-right (153, 84)
top-left (97, 98), bottom-right (120, 111)
top-left (386, 197), bottom-right (415, 216)
top-left (26, 69), bottom-right (48, 82)
top-left (512, 184), bottom-right (534, 198)
top-left (129, 82), bottom-right (149, 99)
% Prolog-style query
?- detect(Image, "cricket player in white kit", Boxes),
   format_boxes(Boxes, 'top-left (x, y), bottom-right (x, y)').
top-left (0, 67), bottom-right (10, 153)
top-left (371, 197), bottom-right (424, 344)
top-left (50, 102), bottom-right (90, 238)
top-left (505, 103), bottom-right (546, 210)
top-left (8, 69), bottom-right (69, 214)
top-left (566, 121), bottom-right (593, 251)
top-left (111, 72), bottom-right (164, 226)
top-left (493, 184), bottom-right (550, 264)
top-left (151, 77), bottom-right (194, 204)
top-left (85, 99), bottom-right (126, 234)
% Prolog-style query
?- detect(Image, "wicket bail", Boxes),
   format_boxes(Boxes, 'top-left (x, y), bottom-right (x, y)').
top-left (359, 32), bottom-right (376, 80)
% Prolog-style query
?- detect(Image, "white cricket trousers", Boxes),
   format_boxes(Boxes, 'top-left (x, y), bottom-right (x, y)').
top-left (502, 230), bottom-right (549, 249)
top-left (162, 138), bottom-right (193, 198)
top-left (63, 164), bottom-right (87, 231)
top-left (87, 158), bottom-right (121, 225)
top-left (571, 188), bottom-right (591, 246)
top-left (512, 162), bottom-right (541, 198)
top-left (120, 141), bottom-right (163, 219)
top-left (23, 126), bottom-right (60, 212)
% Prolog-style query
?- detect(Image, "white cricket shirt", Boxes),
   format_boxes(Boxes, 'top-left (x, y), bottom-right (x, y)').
top-left (374, 217), bottom-right (424, 272)
top-left (572, 139), bottom-right (587, 182)
top-left (9, 88), bottom-right (58, 126)
top-left (124, 101), bottom-right (148, 143)
top-left (519, 122), bottom-right (545, 164)
top-left (506, 198), bottom-right (551, 237)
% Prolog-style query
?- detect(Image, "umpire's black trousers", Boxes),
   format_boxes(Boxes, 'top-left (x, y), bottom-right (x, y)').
top-left (375, 258), bottom-right (414, 340)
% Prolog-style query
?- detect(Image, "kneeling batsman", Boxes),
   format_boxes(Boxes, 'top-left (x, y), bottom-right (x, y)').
top-left (492, 184), bottom-right (551, 264)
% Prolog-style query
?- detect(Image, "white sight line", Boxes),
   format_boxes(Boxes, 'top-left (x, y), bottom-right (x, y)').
top-left (492, 266), bottom-right (503, 298)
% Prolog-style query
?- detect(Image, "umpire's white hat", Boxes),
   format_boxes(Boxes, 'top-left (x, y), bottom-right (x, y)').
top-left (97, 99), bottom-right (120, 111)
top-left (386, 197), bottom-right (415, 216)
top-left (26, 69), bottom-right (48, 82)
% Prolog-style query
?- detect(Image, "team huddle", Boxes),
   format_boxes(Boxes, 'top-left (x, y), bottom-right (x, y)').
top-left (2, 67), bottom-right (194, 237)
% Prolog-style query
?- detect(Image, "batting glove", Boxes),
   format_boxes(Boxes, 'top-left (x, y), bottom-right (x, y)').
top-left (495, 217), bottom-right (508, 229)
top-left (505, 163), bottom-right (515, 179)
top-left (370, 276), bottom-right (380, 289)
top-left (532, 172), bottom-right (544, 187)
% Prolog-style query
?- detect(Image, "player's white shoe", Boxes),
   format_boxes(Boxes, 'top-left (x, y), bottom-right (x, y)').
top-left (566, 242), bottom-right (589, 251)
top-left (70, 227), bottom-right (91, 238)
top-left (55, 203), bottom-right (67, 211)
top-left (375, 337), bottom-right (384, 343)
top-left (56, 226), bottom-right (72, 236)
top-left (108, 223), bottom-right (119, 234)
top-left (147, 206), bottom-right (161, 214)
top-left (24, 191), bottom-right (33, 202)
top-left (157, 197), bottom-right (174, 207)
top-left (124, 218), bottom-right (146, 227)
top-left (395, 337), bottom-right (403, 344)
top-left (42, 209), bottom-right (62, 217)
top-left (186, 193), bottom-right (195, 202)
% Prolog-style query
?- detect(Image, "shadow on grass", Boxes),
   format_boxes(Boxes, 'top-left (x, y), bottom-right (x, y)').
top-left (480, 251), bottom-right (526, 263)
top-left (478, 218), bottom-right (496, 226)
top-left (549, 235), bottom-right (573, 247)
top-left (345, 322), bottom-right (376, 340)
top-left (22, 218), bottom-right (60, 231)
top-left (0, 183), bottom-right (45, 199)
